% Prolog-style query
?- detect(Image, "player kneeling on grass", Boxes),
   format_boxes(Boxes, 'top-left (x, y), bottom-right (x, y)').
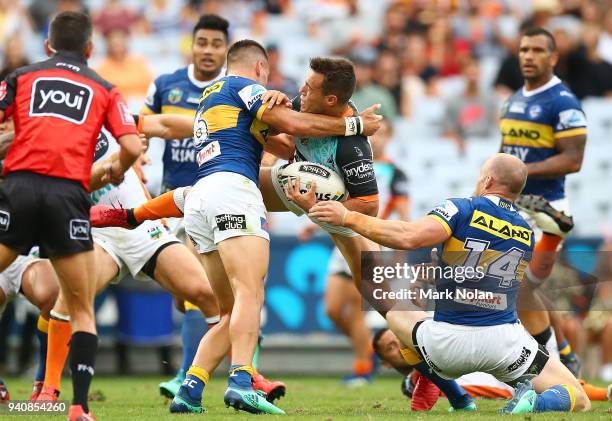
top-left (309, 153), bottom-right (591, 414)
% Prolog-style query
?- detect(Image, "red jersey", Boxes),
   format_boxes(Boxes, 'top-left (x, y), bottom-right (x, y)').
top-left (0, 51), bottom-right (137, 190)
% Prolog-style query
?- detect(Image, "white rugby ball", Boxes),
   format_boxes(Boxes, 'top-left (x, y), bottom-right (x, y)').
top-left (278, 161), bottom-right (347, 202)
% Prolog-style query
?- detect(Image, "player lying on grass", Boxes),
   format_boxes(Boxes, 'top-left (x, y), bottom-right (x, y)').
top-left (309, 153), bottom-right (590, 414)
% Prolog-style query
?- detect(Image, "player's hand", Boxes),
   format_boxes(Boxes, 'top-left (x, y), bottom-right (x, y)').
top-left (138, 133), bottom-right (149, 152)
top-left (360, 104), bottom-right (383, 136)
top-left (309, 200), bottom-right (348, 226)
top-left (263, 90), bottom-right (291, 110)
top-left (298, 223), bottom-right (320, 242)
top-left (107, 159), bottom-right (126, 186)
top-left (284, 176), bottom-right (317, 212)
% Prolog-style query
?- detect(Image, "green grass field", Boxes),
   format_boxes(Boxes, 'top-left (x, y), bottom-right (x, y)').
top-left (1, 376), bottom-right (610, 420)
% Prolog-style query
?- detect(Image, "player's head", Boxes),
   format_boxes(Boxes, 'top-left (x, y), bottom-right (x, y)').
top-left (226, 39), bottom-right (269, 85)
top-left (371, 119), bottom-right (393, 160)
top-left (299, 57), bottom-right (356, 114)
top-left (45, 11), bottom-right (93, 59)
top-left (372, 328), bottom-right (412, 375)
top-left (475, 153), bottom-right (527, 200)
top-left (192, 14), bottom-right (229, 79)
top-left (518, 27), bottom-right (558, 83)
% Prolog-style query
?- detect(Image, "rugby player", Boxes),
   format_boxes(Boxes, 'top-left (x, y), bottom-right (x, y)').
top-left (141, 13), bottom-right (229, 400)
top-left (298, 120), bottom-right (409, 387)
top-left (0, 12), bottom-right (141, 420)
top-left (499, 27), bottom-right (587, 374)
top-left (310, 153), bottom-right (591, 414)
top-left (92, 57), bottom-right (476, 413)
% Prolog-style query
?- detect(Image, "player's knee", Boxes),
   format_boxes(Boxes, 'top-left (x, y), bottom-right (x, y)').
top-left (233, 286), bottom-right (264, 309)
top-left (324, 301), bottom-right (342, 323)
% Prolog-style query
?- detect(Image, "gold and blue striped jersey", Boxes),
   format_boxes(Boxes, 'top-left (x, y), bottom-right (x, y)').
top-left (500, 76), bottom-right (587, 200)
top-left (142, 65), bottom-right (224, 189)
top-left (192, 75), bottom-right (270, 184)
top-left (428, 195), bottom-right (534, 326)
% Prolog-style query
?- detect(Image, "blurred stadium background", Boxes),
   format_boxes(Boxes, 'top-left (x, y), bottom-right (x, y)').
top-left (0, 0), bottom-right (610, 380)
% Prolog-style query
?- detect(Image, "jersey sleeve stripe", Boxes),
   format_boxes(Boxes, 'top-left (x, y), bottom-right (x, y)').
top-left (256, 103), bottom-right (267, 120)
top-left (428, 214), bottom-right (452, 235)
top-left (554, 127), bottom-right (587, 139)
top-left (352, 193), bottom-right (379, 202)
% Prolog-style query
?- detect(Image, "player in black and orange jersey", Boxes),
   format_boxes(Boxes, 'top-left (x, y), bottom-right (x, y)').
top-left (300, 120), bottom-right (410, 387)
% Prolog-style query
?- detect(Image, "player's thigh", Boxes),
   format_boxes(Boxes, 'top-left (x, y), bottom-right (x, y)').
top-left (153, 243), bottom-right (214, 303)
top-left (259, 166), bottom-right (289, 212)
top-left (217, 236), bottom-right (269, 299)
top-left (532, 356), bottom-right (589, 410)
top-left (20, 260), bottom-right (60, 315)
top-left (49, 250), bottom-right (96, 312)
top-left (332, 234), bottom-right (379, 281)
top-left (199, 251), bottom-right (234, 315)
top-left (93, 243), bottom-right (121, 293)
top-left (386, 310), bottom-right (427, 349)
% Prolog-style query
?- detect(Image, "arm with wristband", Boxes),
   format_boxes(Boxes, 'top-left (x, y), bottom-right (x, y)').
top-left (259, 102), bottom-right (382, 137)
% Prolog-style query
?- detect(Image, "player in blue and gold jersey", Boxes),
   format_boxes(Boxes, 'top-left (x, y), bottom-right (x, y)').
top-left (158, 40), bottom-right (382, 415)
top-left (141, 15), bottom-right (227, 399)
top-left (311, 153), bottom-right (591, 414)
top-left (500, 28), bottom-right (587, 374)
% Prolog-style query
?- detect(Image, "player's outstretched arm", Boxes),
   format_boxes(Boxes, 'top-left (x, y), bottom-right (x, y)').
top-left (260, 103), bottom-right (382, 138)
top-left (138, 114), bottom-right (194, 139)
top-left (309, 201), bottom-right (449, 250)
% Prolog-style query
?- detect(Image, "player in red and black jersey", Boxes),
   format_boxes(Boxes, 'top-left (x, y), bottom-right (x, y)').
top-left (0, 12), bottom-right (141, 421)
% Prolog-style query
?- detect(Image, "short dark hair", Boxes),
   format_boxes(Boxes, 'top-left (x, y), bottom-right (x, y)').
top-left (227, 39), bottom-right (268, 66)
top-left (309, 57), bottom-right (356, 105)
top-left (523, 27), bottom-right (557, 52)
top-left (193, 14), bottom-right (229, 40)
top-left (48, 11), bottom-right (92, 55)
top-left (371, 328), bottom-right (389, 357)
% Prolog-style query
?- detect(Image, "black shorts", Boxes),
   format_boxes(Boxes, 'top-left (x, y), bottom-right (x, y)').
top-left (0, 171), bottom-right (93, 258)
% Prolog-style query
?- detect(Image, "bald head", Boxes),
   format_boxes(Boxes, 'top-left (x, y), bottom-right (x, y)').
top-left (477, 153), bottom-right (527, 200)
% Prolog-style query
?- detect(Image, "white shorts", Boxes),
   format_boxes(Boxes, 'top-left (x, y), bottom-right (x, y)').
top-left (0, 254), bottom-right (41, 314)
top-left (415, 319), bottom-right (543, 384)
top-left (270, 165), bottom-right (357, 237)
top-left (93, 220), bottom-right (180, 282)
top-left (519, 197), bottom-right (570, 242)
top-left (165, 217), bottom-right (186, 240)
top-left (184, 172), bottom-right (269, 254)
top-left (328, 247), bottom-right (351, 277)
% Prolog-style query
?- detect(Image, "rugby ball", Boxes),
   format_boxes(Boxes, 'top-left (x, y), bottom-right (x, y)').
top-left (278, 161), bottom-right (347, 202)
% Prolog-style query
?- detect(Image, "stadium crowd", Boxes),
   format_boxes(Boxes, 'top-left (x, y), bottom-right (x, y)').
top-left (0, 1), bottom-right (610, 417)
